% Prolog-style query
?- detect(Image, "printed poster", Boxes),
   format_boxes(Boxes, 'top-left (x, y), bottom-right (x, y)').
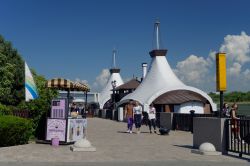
top-left (51, 98), bottom-right (67, 119)
top-left (46, 119), bottom-right (66, 141)
top-left (67, 118), bottom-right (87, 142)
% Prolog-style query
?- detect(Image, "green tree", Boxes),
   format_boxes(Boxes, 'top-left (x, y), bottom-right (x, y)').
top-left (0, 35), bottom-right (57, 139)
top-left (208, 92), bottom-right (219, 103)
top-left (18, 69), bottom-right (58, 138)
top-left (209, 91), bottom-right (250, 103)
top-left (0, 35), bottom-right (24, 105)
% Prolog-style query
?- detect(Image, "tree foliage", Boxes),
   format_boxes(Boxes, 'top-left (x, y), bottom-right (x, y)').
top-left (0, 35), bottom-right (24, 105)
top-left (0, 35), bottom-right (58, 139)
top-left (209, 91), bottom-right (250, 103)
top-left (18, 69), bottom-right (58, 138)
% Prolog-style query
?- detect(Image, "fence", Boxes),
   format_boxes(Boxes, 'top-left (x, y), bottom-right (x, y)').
top-left (12, 110), bottom-right (29, 118)
top-left (0, 109), bottom-right (29, 118)
top-left (226, 119), bottom-right (250, 156)
top-left (172, 113), bottom-right (215, 132)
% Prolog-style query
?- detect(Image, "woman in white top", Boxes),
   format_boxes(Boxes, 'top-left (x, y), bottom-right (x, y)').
top-left (148, 104), bottom-right (156, 133)
top-left (133, 101), bottom-right (142, 134)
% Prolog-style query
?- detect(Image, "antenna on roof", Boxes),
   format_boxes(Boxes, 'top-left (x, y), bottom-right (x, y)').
top-left (112, 48), bottom-right (117, 68)
top-left (155, 18), bottom-right (160, 50)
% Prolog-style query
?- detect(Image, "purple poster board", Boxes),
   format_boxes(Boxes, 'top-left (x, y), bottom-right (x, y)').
top-left (51, 99), bottom-right (66, 119)
top-left (46, 119), bottom-right (66, 141)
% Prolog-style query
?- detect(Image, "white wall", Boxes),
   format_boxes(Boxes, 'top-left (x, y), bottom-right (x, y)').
top-left (174, 101), bottom-right (204, 114)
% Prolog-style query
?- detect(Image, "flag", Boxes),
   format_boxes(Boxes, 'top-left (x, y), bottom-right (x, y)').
top-left (25, 62), bottom-right (38, 101)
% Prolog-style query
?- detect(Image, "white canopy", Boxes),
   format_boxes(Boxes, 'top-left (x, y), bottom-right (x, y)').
top-left (119, 20), bottom-right (216, 112)
top-left (119, 54), bottom-right (216, 112)
top-left (73, 98), bottom-right (85, 103)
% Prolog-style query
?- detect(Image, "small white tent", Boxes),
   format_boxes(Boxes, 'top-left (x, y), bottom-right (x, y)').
top-left (99, 50), bottom-right (124, 109)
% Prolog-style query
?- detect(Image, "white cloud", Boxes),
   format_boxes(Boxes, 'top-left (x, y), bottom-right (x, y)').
top-left (243, 69), bottom-right (250, 80)
top-left (220, 31), bottom-right (250, 64)
top-left (75, 78), bottom-right (88, 84)
top-left (92, 69), bottom-right (110, 92)
top-left (175, 55), bottom-right (210, 84)
top-left (208, 50), bottom-right (216, 61)
top-left (228, 62), bottom-right (242, 77)
top-left (174, 32), bottom-right (250, 92)
top-left (75, 78), bottom-right (90, 88)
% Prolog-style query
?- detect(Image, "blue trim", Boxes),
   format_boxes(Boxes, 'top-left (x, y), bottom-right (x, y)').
top-left (25, 83), bottom-right (38, 99)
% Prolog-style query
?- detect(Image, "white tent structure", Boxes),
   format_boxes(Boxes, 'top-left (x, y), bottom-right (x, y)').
top-left (119, 21), bottom-right (216, 113)
top-left (99, 49), bottom-right (124, 109)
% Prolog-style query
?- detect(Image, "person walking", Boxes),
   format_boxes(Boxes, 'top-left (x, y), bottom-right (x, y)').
top-left (133, 101), bottom-right (143, 134)
top-left (148, 104), bottom-right (157, 134)
top-left (222, 103), bottom-right (230, 118)
top-left (124, 100), bottom-right (134, 134)
top-left (230, 103), bottom-right (241, 142)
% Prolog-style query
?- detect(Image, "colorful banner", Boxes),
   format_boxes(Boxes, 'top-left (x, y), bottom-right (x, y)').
top-left (25, 62), bottom-right (38, 101)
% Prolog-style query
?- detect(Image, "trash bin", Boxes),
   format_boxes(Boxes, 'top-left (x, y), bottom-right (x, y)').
top-left (189, 110), bottom-right (195, 133)
top-left (102, 109), bottom-right (106, 119)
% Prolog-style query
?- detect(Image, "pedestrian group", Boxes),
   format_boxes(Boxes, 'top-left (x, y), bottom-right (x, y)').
top-left (124, 100), bottom-right (157, 134)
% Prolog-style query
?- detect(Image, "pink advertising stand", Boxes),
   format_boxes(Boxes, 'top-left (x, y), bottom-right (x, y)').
top-left (46, 98), bottom-right (86, 144)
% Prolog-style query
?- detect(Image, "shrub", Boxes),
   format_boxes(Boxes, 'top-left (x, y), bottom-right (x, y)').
top-left (0, 115), bottom-right (32, 147)
top-left (0, 103), bottom-right (12, 115)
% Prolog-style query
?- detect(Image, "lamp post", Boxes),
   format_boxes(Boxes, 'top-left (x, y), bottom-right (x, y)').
top-left (111, 80), bottom-right (116, 120)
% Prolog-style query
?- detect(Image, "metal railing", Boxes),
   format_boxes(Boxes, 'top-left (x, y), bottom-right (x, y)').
top-left (226, 119), bottom-right (250, 156)
top-left (157, 112), bottom-right (215, 132)
top-left (0, 110), bottom-right (29, 118)
top-left (12, 110), bottom-right (30, 118)
top-left (172, 113), bottom-right (215, 132)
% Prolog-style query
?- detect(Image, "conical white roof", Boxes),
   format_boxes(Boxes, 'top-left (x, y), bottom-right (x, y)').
top-left (119, 52), bottom-right (216, 111)
top-left (99, 69), bottom-right (124, 109)
top-left (119, 21), bottom-right (216, 111)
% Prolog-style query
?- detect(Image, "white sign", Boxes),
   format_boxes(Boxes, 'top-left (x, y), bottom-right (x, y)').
top-left (67, 118), bottom-right (87, 142)
top-left (46, 119), bottom-right (66, 141)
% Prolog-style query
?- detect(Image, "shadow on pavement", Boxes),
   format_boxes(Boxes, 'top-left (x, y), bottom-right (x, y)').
top-left (117, 131), bottom-right (128, 134)
top-left (117, 131), bottom-right (152, 134)
top-left (173, 144), bottom-right (193, 150)
top-left (225, 153), bottom-right (250, 162)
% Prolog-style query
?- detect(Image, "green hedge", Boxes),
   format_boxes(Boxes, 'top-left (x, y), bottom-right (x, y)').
top-left (0, 115), bottom-right (32, 147)
top-left (0, 103), bottom-right (12, 115)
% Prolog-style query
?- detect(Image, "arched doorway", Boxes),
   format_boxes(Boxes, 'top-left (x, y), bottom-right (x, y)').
top-left (152, 90), bottom-right (211, 114)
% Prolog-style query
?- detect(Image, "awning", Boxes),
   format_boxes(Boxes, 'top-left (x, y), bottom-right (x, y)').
top-left (46, 78), bottom-right (90, 92)
top-left (73, 81), bottom-right (90, 92)
top-left (153, 90), bottom-right (208, 105)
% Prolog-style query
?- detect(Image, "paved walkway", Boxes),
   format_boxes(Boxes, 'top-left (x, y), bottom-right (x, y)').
top-left (0, 118), bottom-right (249, 165)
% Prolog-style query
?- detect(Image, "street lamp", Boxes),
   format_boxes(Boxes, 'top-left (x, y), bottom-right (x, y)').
top-left (111, 80), bottom-right (116, 119)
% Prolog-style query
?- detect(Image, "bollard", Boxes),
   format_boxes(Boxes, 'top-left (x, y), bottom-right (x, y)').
top-left (190, 110), bottom-right (195, 133)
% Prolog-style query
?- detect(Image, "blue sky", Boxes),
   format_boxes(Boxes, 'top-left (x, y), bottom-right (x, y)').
top-left (1, 0), bottom-right (250, 92)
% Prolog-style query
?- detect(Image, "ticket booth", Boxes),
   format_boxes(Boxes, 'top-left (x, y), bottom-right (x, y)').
top-left (46, 78), bottom-right (89, 144)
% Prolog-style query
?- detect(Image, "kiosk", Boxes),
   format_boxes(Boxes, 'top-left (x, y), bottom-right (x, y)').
top-left (46, 78), bottom-right (89, 144)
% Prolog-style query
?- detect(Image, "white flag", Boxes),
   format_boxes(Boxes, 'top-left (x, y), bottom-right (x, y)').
top-left (25, 62), bottom-right (38, 101)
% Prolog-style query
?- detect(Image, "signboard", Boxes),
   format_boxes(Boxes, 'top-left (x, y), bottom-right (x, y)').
top-left (51, 98), bottom-right (67, 119)
top-left (67, 118), bottom-right (87, 142)
top-left (216, 53), bottom-right (227, 91)
top-left (46, 119), bottom-right (66, 141)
